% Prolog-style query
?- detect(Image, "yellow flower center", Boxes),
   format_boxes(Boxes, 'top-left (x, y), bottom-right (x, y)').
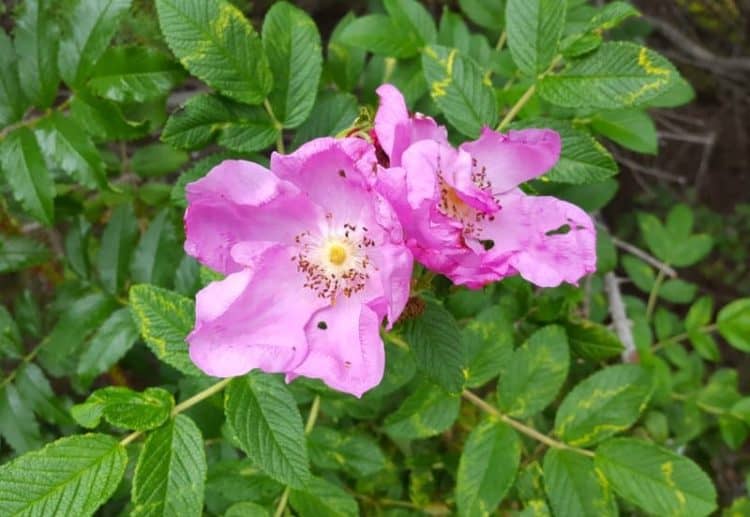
top-left (328, 244), bottom-right (347, 266)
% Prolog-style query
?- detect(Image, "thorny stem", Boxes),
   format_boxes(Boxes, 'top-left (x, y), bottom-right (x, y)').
top-left (0, 98), bottom-right (72, 140)
top-left (119, 378), bottom-right (232, 446)
top-left (263, 98), bottom-right (285, 154)
top-left (461, 390), bottom-right (595, 458)
top-left (652, 323), bottom-right (718, 352)
top-left (274, 395), bottom-right (322, 517)
top-left (497, 55), bottom-right (563, 131)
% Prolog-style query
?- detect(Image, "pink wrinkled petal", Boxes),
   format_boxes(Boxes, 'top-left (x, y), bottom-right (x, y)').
top-left (472, 190), bottom-right (597, 287)
top-left (184, 160), bottom-right (316, 274)
top-left (288, 299), bottom-right (385, 398)
top-left (460, 127), bottom-right (561, 194)
top-left (188, 246), bottom-right (324, 377)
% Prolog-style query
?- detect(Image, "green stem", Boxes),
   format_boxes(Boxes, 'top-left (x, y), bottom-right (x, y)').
top-left (495, 31), bottom-right (507, 51)
top-left (0, 98), bottom-right (71, 140)
top-left (496, 55), bottom-right (563, 131)
top-left (652, 323), bottom-right (718, 352)
top-left (263, 98), bottom-right (285, 154)
top-left (0, 346), bottom-right (42, 390)
top-left (119, 377), bottom-right (232, 446)
top-left (462, 390), bottom-right (594, 458)
top-left (274, 395), bottom-right (322, 517)
top-left (646, 268), bottom-right (666, 320)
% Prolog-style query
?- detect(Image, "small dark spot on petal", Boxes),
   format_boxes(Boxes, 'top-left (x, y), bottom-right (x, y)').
top-left (317, 321), bottom-right (328, 330)
top-left (338, 169), bottom-right (346, 178)
top-left (480, 239), bottom-right (495, 250)
top-left (546, 224), bottom-right (571, 236)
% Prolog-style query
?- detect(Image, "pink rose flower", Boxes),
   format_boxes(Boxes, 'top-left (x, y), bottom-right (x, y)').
top-left (373, 84), bottom-right (596, 288)
top-left (183, 137), bottom-right (413, 397)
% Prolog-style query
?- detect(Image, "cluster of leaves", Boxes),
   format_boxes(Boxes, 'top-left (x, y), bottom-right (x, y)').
top-left (1, 0), bottom-right (749, 516)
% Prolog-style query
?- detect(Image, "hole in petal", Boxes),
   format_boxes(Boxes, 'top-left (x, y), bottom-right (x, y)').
top-left (317, 321), bottom-right (328, 330)
top-left (546, 224), bottom-right (571, 236)
top-left (480, 239), bottom-right (495, 250)
top-left (338, 169), bottom-right (346, 178)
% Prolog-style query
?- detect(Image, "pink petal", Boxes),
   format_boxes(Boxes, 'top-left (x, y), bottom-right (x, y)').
top-left (459, 128), bottom-right (561, 194)
top-left (288, 299), bottom-right (385, 397)
top-left (368, 243), bottom-right (413, 327)
top-left (188, 245), bottom-right (325, 377)
top-left (473, 191), bottom-right (596, 287)
top-left (184, 160), bottom-right (317, 274)
top-left (374, 84), bottom-right (447, 167)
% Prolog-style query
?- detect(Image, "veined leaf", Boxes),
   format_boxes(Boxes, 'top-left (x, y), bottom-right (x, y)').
top-left (129, 284), bottom-right (202, 376)
top-left (58, 0), bottom-right (132, 86)
top-left (458, 0), bottom-right (505, 31)
top-left (384, 379), bottom-right (460, 439)
top-left (262, 2), bottom-right (322, 128)
top-left (0, 434), bottom-right (127, 516)
top-left (543, 449), bottom-right (617, 517)
top-left (339, 14), bottom-right (420, 58)
top-left (131, 415), bottom-right (206, 516)
top-left (88, 46), bottom-right (186, 103)
top-left (225, 372), bottom-right (310, 488)
top-left (77, 308), bottom-right (139, 384)
top-left (0, 383), bottom-right (42, 454)
top-left (717, 299), bottom-right (750, 352)
top-left (14, 0), bottom-right (60, 108)
top-left (156, 0), bottom-right (272, 104)
top-left (0, 127), bottom-right (55, 225)
top-left (289, 476), bottom-right (358, 517)
top-left (130, 209), bottom-right (181, 288)
top-left (72, 386), bottom-right (174, 431)
top-left (540, 42), bottom-right (677, 109)
top-left (422, 45), bottom-right (498, 138)
top-left (456, 419), bottom-right (520, 516)
top-left (506, 0), bottom-right (566, 76)
top-left (0, 236), bottom-right (50, 273)
top-left (595, 438), bottom-right (717, 517)
top-left (97, 203), bottom-right (139, 294)
top-left (0, 29), bottom-right (26, 126)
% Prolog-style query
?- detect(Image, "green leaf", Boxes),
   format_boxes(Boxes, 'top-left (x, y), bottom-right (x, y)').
top-left (686, 296), bottom-right (713, 330)
top-left (513, 118), bottom-right (618, 183)
top-left (76, 308), bottom-right (139, 384)
top-left (38, 292), bottom-right (117, 377)
top-left (289, 476), bottom-right (358, 517)
top-left (262, 2), bottom-right (322, 128)
top-left (132, 415), bottom-right (207, 516)
top-left (225, 372), bottom-right (310, 488)
top-left (565, 320), bottom-right (624, 361)
top-left (326, 13), bottom-right (366, 92)
top-left (88, 45), bottom-right (185, 102)
top-left (34, 112), bottom-right (108, 189)
top-left (646, 76), bottom-right (694, 108)
top-left (58, 0), bottom-right (132, 86)
top-left (456, 419), bottom-right (520, 516)
top-left (539, 42), bottom-right (677, 109)
top-left (463, 305), bottom-right (514, 387)
top-left (339, 14), bottom-right (420, 58)
top-left (0, 236), bottom-right (49, 273)
top-left (72, 386), bottom-right (174, 431)
top-left (0, 383), bottom-right (42, 453)
top-left (15, 363), bottom-right (71, 426)
top-left (717, 298), bottom-right (750, 352)
top-left (506, 0), bottom-right (566, 75)
top-left (595, 438), bottom-right (717, 517)
top-left (131, 143), bottom-right (188, 178)
top-left (659, 279), bottom-right (697, 304)
top-left (130, 209), bottom-right (181, 288)
top-left (129, 284), bottom-right (202, 376)
top-left (555, 364), bottom-right (652, 447)
top-left (584, 1), bottom-right (640, 32)
top-left (98, 203), bottom-right (139, 294)
top-left (162, 94), bottom-right (277, 152)
top-left (291, 91), bottom-right (358, 149)
top-left (0, 127), bottom-right (55, 225)
top-left (156, 0), bottom-right (272, 104)
top-left (543, 449), bottom-right (617, 517)
top-left (422, 45), bottom-right (498, 138)
top-left (308, 427), bottom-right (385, 477)
top-left (591, 109), bottom-right (657, 154)
top-left (458, 0), bottom-right (506, 31)
top-left (498, 325), bottom-right (569, 418)
top-left (0, 29), bottom-right (26, 126)
top-left (384, 379), bottom-right (460, 439)
top-left (401, 298), bottom-right (465, 393)
top-left (69, 90), bottom-right (150, 142)
top-left (14, 0), bottom-right (60, 108)
top-left (0, 433), bottom-right (127, 516)
top-left (384, 0), bottom-right (437, 48)
top-left (225, 502), bottom-right (269, 517)
top-left (0, 305), bottom-right (23, 359)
